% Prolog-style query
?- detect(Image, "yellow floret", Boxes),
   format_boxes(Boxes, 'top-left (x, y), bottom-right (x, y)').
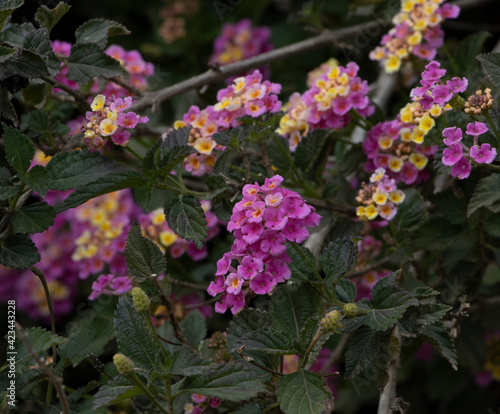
top-left (91, 94), bottom-right (106, 111)
top-left (159, 230), bottom-right (177, 247)
top-left (194, 137), bottom-right (216, 155)
top-left (408, 31), bottom-right (422, 46)
top-left (327, 66), bottom-right (340, 80)
top-left (411, 127), bottom-right (425, 144)
top-left (99, 119), bottom-right (117, 136)
top-left (372, 191), bottom-right (388, 205)
top-left (400, 127), bottom-right (412, 142)
top-left (151, 208), bottom-right (165, 226)
top-left (174, 120), bottom-right (186, 129)
top-left (388, 156), bottom-right (404, 173)
top-left (400, 106), bottom-right (413, 123)
top-left (365, 205), bottom-right (379, 220)
top-left (418, 114), bottom-right (435, 134)
top-left (409, 153), bottom-right (428, 170)
top-left (429, 104), bottom-right (442, 117)
top-left (389, 190), bottom-right (406, 204)
top-left (378, 136), bottom-right (394, 150)
top-left (385, 56), bottom-right (401, 73)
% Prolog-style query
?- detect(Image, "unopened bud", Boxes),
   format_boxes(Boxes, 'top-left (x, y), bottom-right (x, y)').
top-left (320, 310), bottom-right (343, 332)
top-left (449, 95), bottom-right (465, 110)
top-left (131, 287), bottom-right (150, 312)
top-left (113, 353), bottom-right (135, 376)
top-left (343, 303), bottom-right (359, 318)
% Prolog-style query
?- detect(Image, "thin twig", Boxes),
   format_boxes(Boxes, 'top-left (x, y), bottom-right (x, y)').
top-left (347, 258), bottom-right (390, 279)
top-left (168, 276), bottom-right (208, 291)
top-left (41, 75), bottom-right (90, 110)
top-left (260, 143), bottom-right (274, 177)
top-left (16, 322), bottom-right (70, 414)
top-left (157, 334), bottom-right (182, 346)
top-left (109, 77), bottom-right (144, 97)
top-left (237, 346), bottom-right (283, 377)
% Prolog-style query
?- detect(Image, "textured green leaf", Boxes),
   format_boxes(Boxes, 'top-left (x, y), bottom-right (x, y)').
top-left (336, 278), bottom-right (357, 303)
top-left (75, 19), bottom-right (130, 49)
top-left (67, 43), bottom-right (125, 84)
top-left (133, 181), bottom-right (154, 212)
top-left (0, 22), bottom-right (34, 48)
top-left (164, 194), bottom-right (208, 249)
top-left (58, 170), bottom-right (146, 212)
top-left (2, 122), bottom-right (35, 175)
top-left (35, 2), bottom-right (71, 32)
top-left (0, 175), bottom-right (20, 200)
top-left (230, 403), bottom-right (263, 414)
top-left (277, 370), bottom-right (333, 414)
top-left (124, 222), bottom-right (165, 282)
top-left (468, 174), bottom-right (500, 216)
top-left (23, 28), bottom-right (60, 76)
top-left (393, 188), bottom-right (426, 232)
top-left (11, 202), bottom-right (55, 234)
top-left (0, 0), bottom-right (24, 31)
top-left (456, 32), bottom-right (491, 74)
top-left (205, 175), bottom-right (229, 200)
top-left (58, 316), bottom-right (114, 367)
top-left (170, 345), bottom-right (212, 377)
top-left (0, 235), bottom-right (40, 269)
top-left (0, 87), bottom-right (18, 125)
top-left (320, 237), bottom-right (357, 283)
top-left (287, 243), bottom-right (319, 284)
top-left (344, 327), bottom-right (379, 378)
top-left (182, 361), bottom-right (267, 402)
top-left (46, 150), bottom-right (123, 191)
top-left (179, 310), bottom-right (207, 347)
top-left (0, 49), bottom-right (49, 80)
top-left (477, 52), bottom-right (500, 88)
top-left (0, 45), bottom-right (16, 63)
top-left (15, 326), bottom-right (66, 366)
top-left (421, 323), bottom-right (457, 370)
top-left (213, 149), bottom-right (235, 175)
top-left (115, 295), bottom-right (163, 371)
top-left (22, 165), bottom-right (50, 197)
top-left (92, 376), bottom-right (140, 410)
top-left (295, 129), bottom-right (329, 174)
top-left (398, 303), bottom-right (451, 337)
top-left (412, 286), bottom-right (440, 300)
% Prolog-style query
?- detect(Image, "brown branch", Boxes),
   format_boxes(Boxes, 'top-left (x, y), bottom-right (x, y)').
top-left (41, 75), bottom-right (90, 110)
top-left (130, 20), bottom-right (386, 113)
top-left (168, 276), bottom-right (208, 291)
top-left (16, 322), bottom-right (70, 414)
top-left (108, 76), bottom-right (144, 97)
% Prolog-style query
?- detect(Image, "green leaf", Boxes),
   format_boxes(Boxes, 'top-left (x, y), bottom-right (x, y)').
top-left (338, 146), bottom-right (365, 176)
top-left (58, 316), bottom-right (114, 367)
top-left (75, 19), bottom-right (130, 49)
top-left (468, 174), bottom-right (500, 216)
top-left (0, 86), bottom-right (18, 125)
top-left (124, 222), bottom-right (165, 282)
top-left (15, 327), bottom-right (66, 366)
top-left (398, 303), bottom-right (451, 337)
top-left (58, 170), bottom-right (146, 212)
top-left (0, 0), bottom-right (24, 31)
top-left (421, 323), bottom-right (458, 370)
top-left (93, 376), bottom-right (140, 410)
top-left (477, 52), bottom-right (500, 88)
top-left (2, 122), bottom-right (35, 175)
top-left (0, 175), bottom-right (20, 200)
top-left (164, 194), bottom-right (208, 249)
top-left (179, 310), bottom-right (207, 347)
top-left (46, 150), bottom-right (124, 191)
top-left (205, 175), bottom-right (229, 200)
top-left (115, 295), bottom-right (163, 371)
top-left (393, 188), bottom-right (426, 232)
top-left (0, 45), bottom-right (16, 63)
top-left (320, 237), bottom-right (358, 284)
top-left (295, 129), bottom-right (329, 174)
top-left (170, 345), bottom-right (212, 376)
top-left (133, 181), bottom-right (154, 212)
top-left (287, 243), bottom-right (319, 283)
top-left (213, 149), bottom-right (235, 175)
top-left (67, 43), bottom-right (125, 84)
top-left (25, 109), bottom-right (69, 138)
top-left (0, 49), bottom-right (49, 80)
top-left (230, 403), bottom-right (263, 414)
top-left (22, 165), bottom-right (50, 197)
top-left (335, 278), bottom-right (357, 303)
top-left (181, 361), bottom-right (267, 402)
top-left (412, 286), bottom-right (439, 300)
top-left (11, 202), bottom-right (55, 234)
top-left (23, 28), bottom-right (60, 76)
top-left (35, 2), bottom-right (71, 33)
top-left (0, 235), bottom-right (40, 269)
top-left (455, 32), bottom-right (491, 74)
top-left (344, 327), bottom-right (379, 378)
top-left (277, 370), bottom-right (333, 414)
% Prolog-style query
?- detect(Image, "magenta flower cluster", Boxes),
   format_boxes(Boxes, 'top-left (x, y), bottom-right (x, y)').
top-left (51, 41), bottom-right (154, 97)
top-left (83, 94), bottom-right (149, 150)
top-left (278, 62), bottom-right (374, 151)
top-left (210, 19), bottom-right (273, 81)
top-left (411, 61), bottom-right (468, 109)
top-left (180, 70), bottom-right (282, 176)
top-left (442, 122), bottom-right (497, 179)
top-left (207, 175), bottom-right (321, 314)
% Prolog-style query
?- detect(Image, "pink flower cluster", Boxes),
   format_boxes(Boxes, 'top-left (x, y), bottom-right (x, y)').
top-left (410, 61), bottom-right (468, 110)
top-left (363, 120), bottom-right (436, 186)
top-left (184, 394), bottom-right (221, 414)
top-left (176, 70), bottom-right (282, 176)
top-left (277, 61), bottom-right (374, 151)
top-left (51, 41), bottom-right (154, 97)
top-left (356, 168), bottom-right (406, 221)
top-left (441, 122), bottom-right (497, 179)
top-left (83, 94), bottom-right (148, 150)
top-left (370, 0), bottom-right (460, 73)
top-left (210, 19), bottom-right (273, 81)
top-left (207, 175), bottom-right (321, 314)
top-left (139, 201), bottom-right (220, 262)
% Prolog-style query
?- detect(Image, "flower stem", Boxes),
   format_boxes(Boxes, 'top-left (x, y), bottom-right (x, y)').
top-left (123, 145), bottom-right (144, 160)
top-left (128, 372), bottom-right (170, 414)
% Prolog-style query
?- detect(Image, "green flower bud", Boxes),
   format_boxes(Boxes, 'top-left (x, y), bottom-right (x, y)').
top-left (449, 94), bottom-right (465, 111)
top-left (343, 303), bottom-right (359, 318)
top-left (113, 353), bottom-right (135, 376)
top-left (320, 310), bottom-right (343, 332)
top-left (131, 287), bottom-right (150, 312)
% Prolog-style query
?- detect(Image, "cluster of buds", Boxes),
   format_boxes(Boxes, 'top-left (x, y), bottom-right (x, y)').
top-left (356, 168), bottom-right (406, 221)
top-left (210, 19), bottom-right (273, 81)
top-left (277, 61), bottom-right (374, 151)
top-left (208, 331), bottom-right (231, 363)
top-left (464, 88), bottom-right (494, 115)
top-left (140, 202), bottom-right (220, 262)
top-left (175, 70), bottom-right (282, 176)
top-left (370, 0), bottom-right (460, 73)
top-left (362, 120), bottom-right (436, 186)
top-left (83, 94), bottom-right (149, 150)
top-left (158, 0), bottom-right (199, 44)
top-left (441, 123), bottom-right (497, 179)
top-left (207, 175), bottom-right (321, 314)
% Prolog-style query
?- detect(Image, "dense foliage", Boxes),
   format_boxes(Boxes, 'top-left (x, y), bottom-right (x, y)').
top-left (1, 0), bottom-right (500, 413)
